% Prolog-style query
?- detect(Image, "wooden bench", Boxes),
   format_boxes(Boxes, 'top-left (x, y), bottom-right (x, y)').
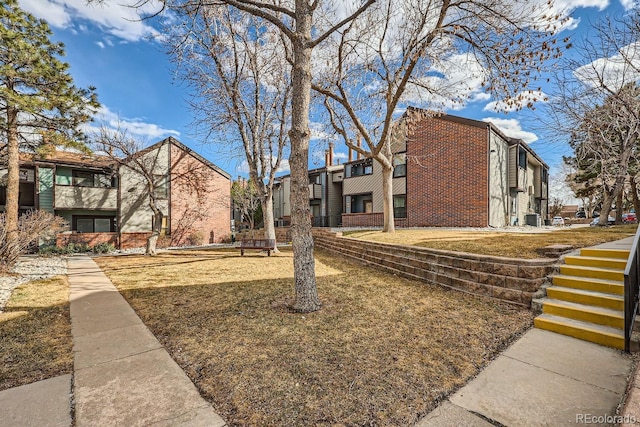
top-left (240, 239), bottom-right (276, 256)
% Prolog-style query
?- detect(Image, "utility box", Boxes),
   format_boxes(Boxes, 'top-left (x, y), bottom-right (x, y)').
top-left (525, 213), bottom-right (541, 227)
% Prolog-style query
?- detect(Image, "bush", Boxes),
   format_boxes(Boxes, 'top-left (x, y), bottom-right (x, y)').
top-left (187, 230), bottom-right (205, 246)
top-left (0, 211), bottom-right (68, 272)
top-left (92, 242), bottom-right (115, 254)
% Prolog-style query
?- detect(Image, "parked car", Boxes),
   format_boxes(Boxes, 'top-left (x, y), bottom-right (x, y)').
top-left (590, 216), bottom-right (615, 226)
top-left (623, 213), bottom-right (637, 223)
top-left (551, 216), bottom-right (565, 226)
top-left (575, 210), bottom-right (586, 218)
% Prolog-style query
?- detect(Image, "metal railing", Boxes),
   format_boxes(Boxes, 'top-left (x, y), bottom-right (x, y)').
top-left (624, 225), bottom-right (640, 352)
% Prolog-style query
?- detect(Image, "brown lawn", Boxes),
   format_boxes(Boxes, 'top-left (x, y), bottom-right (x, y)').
top-left (0, 276), bottom-right (72, 391)
top-left (345, 224), bottom-right (638, 258)
top-left (95, 248), bottom-right (533, 426)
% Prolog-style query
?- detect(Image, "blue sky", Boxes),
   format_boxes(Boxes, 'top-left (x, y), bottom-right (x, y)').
top-left (17, 0), bottom-right (638, 199)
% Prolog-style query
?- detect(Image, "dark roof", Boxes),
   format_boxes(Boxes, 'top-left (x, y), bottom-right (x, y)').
top-left (20, 150), bottom-right (115, 169)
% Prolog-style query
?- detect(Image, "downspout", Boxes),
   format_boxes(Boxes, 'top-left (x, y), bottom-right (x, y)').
top-left (487, 126), bottom-right (491, 227)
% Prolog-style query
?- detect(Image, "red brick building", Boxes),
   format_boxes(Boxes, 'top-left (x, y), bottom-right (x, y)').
top-left (340, 113), bottom-right (549, 228)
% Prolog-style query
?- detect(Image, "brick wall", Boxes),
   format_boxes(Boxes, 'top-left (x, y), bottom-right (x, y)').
top-left (341, 212), bottom-right (408, 228)
top-left (407, 117), bottom-right (489, 227)
top-left (313, 229), bottom-right (556, 307)
top-left (169, 144), bottom-right (231, 245)
top-left (57, 232), bottom-right (118, 248)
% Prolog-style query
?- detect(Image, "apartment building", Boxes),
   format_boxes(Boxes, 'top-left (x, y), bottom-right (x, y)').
top-left (272, 112), bottom-right (548, 229)
top-left (341, 113), bottom-right (549, 228)
top-left (1, 137), bottom-right (231, 248)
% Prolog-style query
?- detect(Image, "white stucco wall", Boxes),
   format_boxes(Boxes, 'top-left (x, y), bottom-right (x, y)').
top-left (119, 142), bottom-right (170, 232)
top-left (488, 130), bottom-right (509, 227)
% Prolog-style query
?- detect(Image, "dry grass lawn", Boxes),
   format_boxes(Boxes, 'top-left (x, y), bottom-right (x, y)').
top-left (0, 276), bottom-right (72, 391)
top-left (96, 248), bottom-right (533, 426)
top-left (346, 225), bottom-right (638, 258)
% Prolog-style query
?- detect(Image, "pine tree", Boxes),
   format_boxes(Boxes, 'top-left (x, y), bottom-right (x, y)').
top-left (0, 0), bottom-right (99, 254)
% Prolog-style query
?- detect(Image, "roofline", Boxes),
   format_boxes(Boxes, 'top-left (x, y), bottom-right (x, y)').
top-left (405, 108), bottom-right (549, 169)
top-left (131, 137), bottom-right (231, 180)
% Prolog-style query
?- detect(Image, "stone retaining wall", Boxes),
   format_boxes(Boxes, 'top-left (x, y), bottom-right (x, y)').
top-left (312, 229), bottom-right (557, 307)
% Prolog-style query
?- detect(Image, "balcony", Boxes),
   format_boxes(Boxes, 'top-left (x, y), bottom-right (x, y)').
top-left (55, 185), bottom-right (117, 210)
top-left (309, 183), bottom-right (322, 199)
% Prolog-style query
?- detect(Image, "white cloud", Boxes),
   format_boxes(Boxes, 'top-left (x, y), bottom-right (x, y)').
top-left (84, 105), bottom-right (180, 140)
top-left (483, 90), bottom-right (548, 113)
top-left (402, 53), bottom-right (488, 111)
top-left (574, 41), bottom-right (640, 91)
top-left (619, 0), bottom-right (637, 9)
top-left (482, 118), bottom-right (539, 143)
top-left (96, 41), bottom-right (105, 49)
top-left (18, 0), bottom-right (162, 42)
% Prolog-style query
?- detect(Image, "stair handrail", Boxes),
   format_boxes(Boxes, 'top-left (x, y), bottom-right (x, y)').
top-left (624, 225), bottom-right (640, 352)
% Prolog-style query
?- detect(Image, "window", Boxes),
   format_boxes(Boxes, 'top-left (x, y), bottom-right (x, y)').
top-left (348, 193), bottom-right (373, 213)
top-left (73, 171), bottom-right (94, 187)
top-left (393, 195), bottom-right (406, 218)
top-left (72, 216), bottom-right (116, 233)
top-left (153, 175), bottom-right (168, 199)
top-left (393, 153), bottom-right (406, 178)
top-left (542, 168), bottom-right (549, 183)
top-left (345, 159), bottom-right (373, 178)
top-left (518, 147), bottom-right (527, 169)
top-left (72, 170), bottom-right (115, 188)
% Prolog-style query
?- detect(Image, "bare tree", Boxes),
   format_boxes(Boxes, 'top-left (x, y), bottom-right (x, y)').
top-left (95, 127), bottom-right (166, 254)
top-left (546, 11), bottom-right (640, 225)
top-left (0, 210), bottom-right (67, 273)
top-left (95, 126), bottom-right (217, 255)
top-left (167, 8), bottom-right (289, 252)
top-left (141, 0), bottom-right (377, 312)
top-left (312, 0), bottom-right (566, 232)
top-left (231, 179), bottom-right (261, 230)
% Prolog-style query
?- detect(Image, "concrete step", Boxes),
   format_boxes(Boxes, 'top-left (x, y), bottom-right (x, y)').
top-left (534, 313), bottom-right (624, 350)
top-left (580, 248), bottom-right (630, 260)
top-left (553, 274), bottom-right (624, 295)
top-left (564, 255), bottom-right (627, 270)
top-left (542, 298), bottom-right (623, 329)
top-left (546, 286), bottom-right (624, 311)
top-left (560, 264), bottom-right (624, 282)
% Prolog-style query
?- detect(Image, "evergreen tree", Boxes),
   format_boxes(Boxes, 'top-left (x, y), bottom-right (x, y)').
top-left (0, 0), bottom-right (99, 252)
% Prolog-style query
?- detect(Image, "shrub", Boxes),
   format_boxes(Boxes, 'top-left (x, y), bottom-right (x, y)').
top-left (187, 230), bottom-right (205, 246)
top-left (92, 242), bottom-right (115, 254)
top-left (0, 211), bottom-right (67, 272)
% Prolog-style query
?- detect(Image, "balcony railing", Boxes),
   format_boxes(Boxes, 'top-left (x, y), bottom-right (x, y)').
top-left (624, 225), bottom-right (640, 352)
top-left (55, 185), bottom-right (117, 210)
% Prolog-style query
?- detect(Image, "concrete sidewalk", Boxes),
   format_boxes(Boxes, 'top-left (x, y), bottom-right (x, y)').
top-left (417, 328), bottom-right (634, 426)
top-left (67, 255), bottom-right (226, 427)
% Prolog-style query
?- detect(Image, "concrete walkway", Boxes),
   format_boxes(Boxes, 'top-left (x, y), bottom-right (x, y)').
top-left (0, 256), bottom-right (227, 427)
top-left (416, 328), bottom-right (634, 426)
top-left (68, 255), bottom-right (226, 427)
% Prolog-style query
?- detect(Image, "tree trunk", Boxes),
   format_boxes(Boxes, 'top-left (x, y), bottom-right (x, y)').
top-left (616, 187), bottom-right (624, 223)
top-left (5, 107), bottom-right (20, 249)
top-left (631, 176), bottom-right (640, 218)
top-left (146, 209), bottom-right (163, 256)
top-left (262, 190), bottom-right (279, 253)
top-left (289, 3), bottom-right (320, 312)
top-left (598, 176), bottom-right (625, 226)
top-left (381, 163), bottom-right (395, 233)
